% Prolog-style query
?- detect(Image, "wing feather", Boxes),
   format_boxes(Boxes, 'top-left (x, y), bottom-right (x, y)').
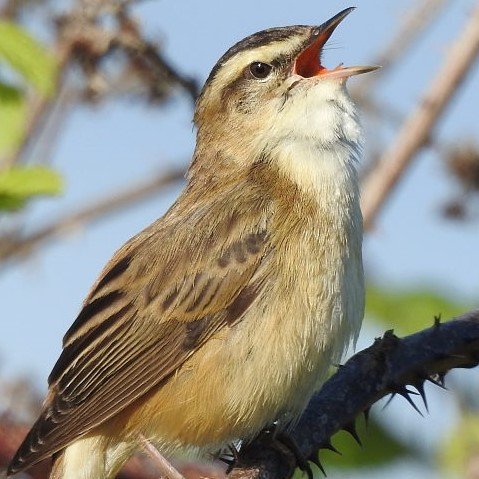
top-left (8, 204), bottom-right (271, 474)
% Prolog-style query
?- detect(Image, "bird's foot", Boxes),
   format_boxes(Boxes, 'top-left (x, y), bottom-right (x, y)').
top-left (217, 443), bottom-right (241, 474)
top-left (256, 427), bottom-right (317, 479)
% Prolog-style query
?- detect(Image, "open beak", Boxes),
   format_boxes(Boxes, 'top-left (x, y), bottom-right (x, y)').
top-left (293, 7), bottom-right (380, 80)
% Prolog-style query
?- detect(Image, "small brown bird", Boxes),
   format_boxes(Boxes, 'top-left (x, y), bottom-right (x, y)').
top-left (8, 8), bottom-right (377, 478)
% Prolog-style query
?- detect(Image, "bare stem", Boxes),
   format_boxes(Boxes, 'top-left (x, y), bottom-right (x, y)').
top-left (361, 3), bottom-right (479, 230)
top-left (0, 169), bottom-right (184, 264)
top-left (139, 434), bottom-right (186, 479)
top-left (354, 0), bottom-right (449, 96)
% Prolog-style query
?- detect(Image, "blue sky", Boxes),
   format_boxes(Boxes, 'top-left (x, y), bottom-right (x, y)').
top-left (1, 0), bottom-right (478, 475)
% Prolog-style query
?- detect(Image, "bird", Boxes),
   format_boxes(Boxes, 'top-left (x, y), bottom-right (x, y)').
top-left (8, 7), bottom-right (377, 479)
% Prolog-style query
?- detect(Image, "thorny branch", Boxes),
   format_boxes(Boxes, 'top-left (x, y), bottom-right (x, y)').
top-left (361, 3), bottom-right (479, 230)
top-left (229, 310), bottom-right (479, 479)
top-left (2, 311), bottom-right (478, 479)
top-left (1, 3), bottom-right (479, 479)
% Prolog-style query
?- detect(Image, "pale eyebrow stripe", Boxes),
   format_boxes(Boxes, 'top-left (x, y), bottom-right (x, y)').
top-left (204, 25), bottom-right (310, 89)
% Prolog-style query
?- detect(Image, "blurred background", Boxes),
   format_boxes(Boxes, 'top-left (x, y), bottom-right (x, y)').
top-left (0, 0), bottom-right (479, 477)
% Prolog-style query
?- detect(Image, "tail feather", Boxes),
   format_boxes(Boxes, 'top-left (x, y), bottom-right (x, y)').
top-left (7, 416), bottom-right (61, 476)
top-left (8, 431), bottom-right (135, 478)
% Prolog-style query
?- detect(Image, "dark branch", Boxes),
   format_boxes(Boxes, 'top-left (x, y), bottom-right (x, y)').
top-left (229, 310), bottom-right (479, 479)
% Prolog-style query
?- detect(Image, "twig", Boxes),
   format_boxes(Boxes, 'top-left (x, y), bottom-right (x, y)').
top-left (0, 3), bottom-right (199, 267)
top-left (30, 84), bottom-right (80, 167)
top-left (353, 0), bottom-right (449, 97)
top-left (0, 168), bottom-right (184, 264)
top-left (361, 3), bottom-right (479, 230)
top-left (229, 310), bottom-right (479, 479)
top-left (2, 1), bottom-right (200, 169)
top-left (1, 3), bottom-right (89, 170)
top-left (1, 45), bottom-right (72, 170)
top-left (354, 0), bottom-right (449, 177)
top-left (115, 9), bottom-right (200, 103)
top-left (135, 42), bottom-right (200, 102)
top-left (139, 434), bottom-right (186, 479)
top-left (3, 311), bottom-right (479, 478)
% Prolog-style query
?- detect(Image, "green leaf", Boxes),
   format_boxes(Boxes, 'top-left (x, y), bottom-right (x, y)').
top-left (0, 82), bottom-right (27, 157)
top-left (0, 165), bottom-right (63, 211)
top-left (0, 165), bottom-right (63, 196)
top-left (318, 417), bottom-right (414, 470)
top-left (365, 285), bottom-right (468, 335)
top-left (0, 21), bottom-right (57, 95)
top-left (0, 193), bottom-right (26, 211)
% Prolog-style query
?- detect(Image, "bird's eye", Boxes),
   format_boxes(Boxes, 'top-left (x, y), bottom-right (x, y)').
top-left (249, 62), bottom-right (273, 79)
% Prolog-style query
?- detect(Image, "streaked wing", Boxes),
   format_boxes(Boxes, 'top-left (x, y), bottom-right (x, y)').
top-left (9, 204), bottom-right (271, 474)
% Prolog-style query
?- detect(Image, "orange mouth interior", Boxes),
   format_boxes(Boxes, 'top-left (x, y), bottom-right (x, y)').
top-left (293, 34), bottom-right (328, 78)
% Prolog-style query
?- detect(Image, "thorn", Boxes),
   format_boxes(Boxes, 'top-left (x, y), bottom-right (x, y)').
top-left (382, 393), bottom-right (396, 410)
top-left (427, 374), bottom-right (447, 390)
top-left (389, 384), bottom-right (420, 397)
top-left (304, 462), bottom-right (315, 479)
top-left (276, 433), bottom-right (315, 479)
top-left (403, 387), bottom-right (420, 396)
top-left (434, 314), bottom-right (441, 327)
top-left (415, 368), bottom-right (446, 389)
top-left (389, 386), bottom-right (419, 396)
top-left (320, 441), bottom-right (341, 455)
top-left (342, 421), bottom-right (362, 447)
top-left (397, 388), bottom-right (424, 417)
top-left (307, 453), bottom-right (326, 477)
top-left (363, 407), bottom-right (371, 425)
top-left (383, 329), bottom-right (399, 341)
top-left (412, 380), bottom-right (429, 412)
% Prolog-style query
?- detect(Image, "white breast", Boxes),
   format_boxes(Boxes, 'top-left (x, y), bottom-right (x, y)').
top-left (259, 79), bottom-right (364, 415)
top-left (217, 79), bottom-right (365, 436)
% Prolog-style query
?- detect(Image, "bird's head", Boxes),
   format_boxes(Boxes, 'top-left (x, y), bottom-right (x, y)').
top-left (192, 8), bottom-right (378, 180)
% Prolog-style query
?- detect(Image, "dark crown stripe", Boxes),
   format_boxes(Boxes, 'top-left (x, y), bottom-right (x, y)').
top-left (202, 25), bottom-right (309, 95)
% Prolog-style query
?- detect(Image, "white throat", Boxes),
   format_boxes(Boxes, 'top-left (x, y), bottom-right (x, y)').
top-left (265, 79), bottom-right (362, 202)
